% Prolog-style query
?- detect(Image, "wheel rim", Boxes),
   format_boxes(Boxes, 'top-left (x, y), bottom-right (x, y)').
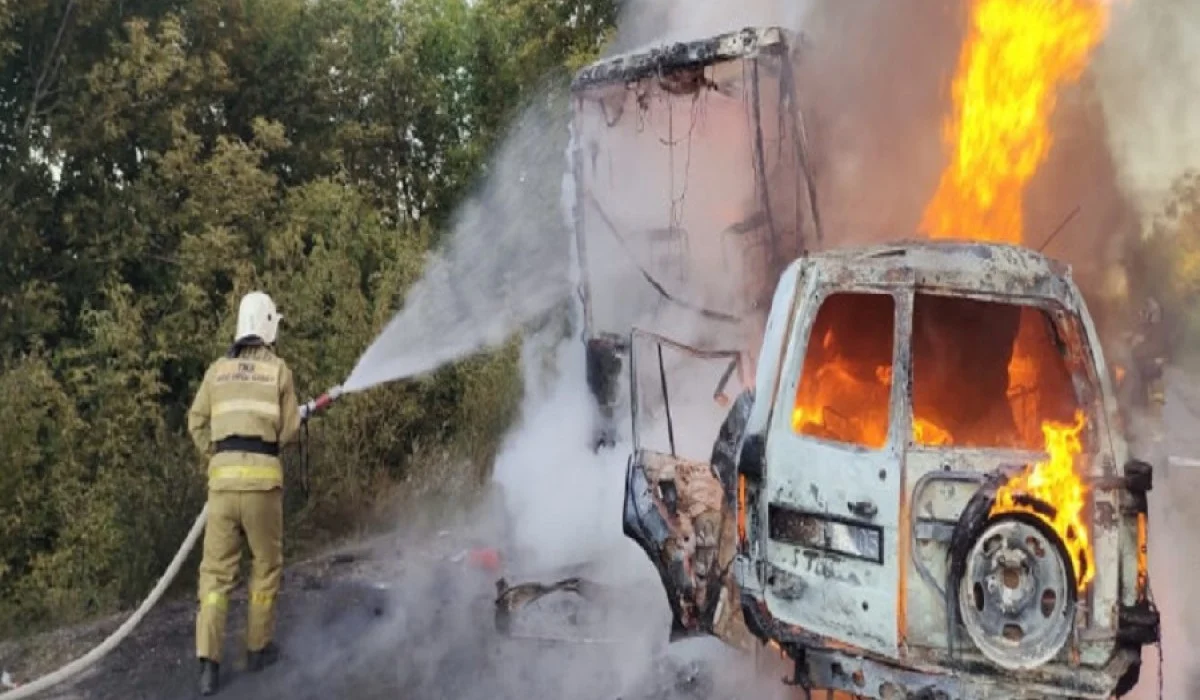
top-left (957, 515), bottom-right (1075, 670)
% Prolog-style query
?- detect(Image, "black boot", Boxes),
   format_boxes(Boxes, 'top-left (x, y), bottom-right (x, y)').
top-left (199, 658), bottom-right (219, 696)
top-left (246, 642), bottom-right (280, 672)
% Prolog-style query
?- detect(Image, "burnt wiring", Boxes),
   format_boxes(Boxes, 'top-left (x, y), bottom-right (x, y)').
top-left (656, 343), bottom-right (677, 457)
top-left (586, 61), bottom-right (796, 326)
top-left (749, 58), bottom-right (783, 280)
top-left (635, 85), bottom-right (649, 133)
top-left (739, 56), bottom-right (789, 283)
top-left (584, 190), bottom-right (740, 324)
top-left (597, 93), bottom-right (625, 128)
top-left (771, 59), bottom-right (798, 263)
top-left (1037, 204), bottom-right (1082, 253)
top-left (778, 50), bottom-right (825, 249)
top-left (660, 73), bottom-right (701, 247)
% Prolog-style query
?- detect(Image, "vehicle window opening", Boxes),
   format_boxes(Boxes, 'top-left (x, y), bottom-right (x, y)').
top-left (792, 292), bottom-right (895, 449)
top-left (911, 293), bottom-right (1080, 450)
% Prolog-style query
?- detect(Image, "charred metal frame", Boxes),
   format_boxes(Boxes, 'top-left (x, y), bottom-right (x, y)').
top-left (569, 21), bottom-right (1159, 700)
top-left (626, 327), bottom-right (744, 455)
top-left (569, 26), bottom-right (821, 447)
top-left (622, 328), bottom-right (747, 642)
top-left (571, 27), bottom-right (796, 93)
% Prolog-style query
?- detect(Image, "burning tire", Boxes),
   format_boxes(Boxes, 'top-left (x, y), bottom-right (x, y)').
top-left (956, 513), bottom-right (1077, 671)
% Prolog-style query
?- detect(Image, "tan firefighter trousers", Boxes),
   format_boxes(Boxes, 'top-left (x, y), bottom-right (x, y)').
top-left (196, 489), bottom-right (283, 662)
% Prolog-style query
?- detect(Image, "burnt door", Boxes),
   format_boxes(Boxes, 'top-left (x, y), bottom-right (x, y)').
top-left (760, 280), bottom-right (910, 657)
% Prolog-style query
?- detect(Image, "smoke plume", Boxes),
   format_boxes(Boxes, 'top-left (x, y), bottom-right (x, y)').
top-left (1094, 0), bottom-right (1200, 224)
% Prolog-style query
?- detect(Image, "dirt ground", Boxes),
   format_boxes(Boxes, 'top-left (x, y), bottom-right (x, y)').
top-left (0, 495), bottom-right (788, 700)
top-left (2, 530), bottom-right (491, 699)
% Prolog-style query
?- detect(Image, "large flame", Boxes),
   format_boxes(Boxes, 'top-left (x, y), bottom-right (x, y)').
top-left (990, 411), bottom-right (1092, 592)
top-left (921, 0), bottom-right (1112, 243)
top-left (789, 0), bottom-right (1113, 598)
top-left (919, 0), bottom-right (1111, 594)
top-left (791, 304), bottom-right (1078, 451)
top-left (788, 319), bottom-right (1094, 593)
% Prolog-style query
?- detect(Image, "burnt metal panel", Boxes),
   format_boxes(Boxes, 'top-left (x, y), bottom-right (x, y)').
top-left (571, 27), bottom-right (797, 93)
top-left (802, 646), bottom-right (1130, 700)
top-left (767, 504), bottom-right (884, 564)
top-left (622, 449), bottom-right (754, 650)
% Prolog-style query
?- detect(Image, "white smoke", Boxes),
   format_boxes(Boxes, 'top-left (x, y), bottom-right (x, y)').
top-left (490, 331), bottom-right (645, 578)
top-left (612, 0), bottom-right (813, 49)
top-left (1094, 0), bottom-right (1200, 226)
top-left (1091, 3), bottom-right (1200, 696)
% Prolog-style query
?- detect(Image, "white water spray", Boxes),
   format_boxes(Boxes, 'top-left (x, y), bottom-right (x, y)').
top-left (341, 91), bottom-right (577, 394)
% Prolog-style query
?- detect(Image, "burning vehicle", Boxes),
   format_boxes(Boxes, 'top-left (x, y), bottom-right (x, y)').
top-left (497, 17), bottom-right (1161, 700)
top-left (622, 241), bottom-right (1159, 699)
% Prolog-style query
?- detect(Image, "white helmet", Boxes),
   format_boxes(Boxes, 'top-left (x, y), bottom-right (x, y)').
top-left (235, 291), bottom-right (283, 345)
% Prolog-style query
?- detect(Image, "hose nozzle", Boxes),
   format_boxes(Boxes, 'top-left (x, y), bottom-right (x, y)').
top-left (300, 384), bottom-right (344, 421)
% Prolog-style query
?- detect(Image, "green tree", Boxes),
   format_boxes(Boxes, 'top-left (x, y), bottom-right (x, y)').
top-left (0, 0), bottom-right (619, 636)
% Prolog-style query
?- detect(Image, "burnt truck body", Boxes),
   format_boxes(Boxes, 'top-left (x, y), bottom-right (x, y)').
top-left (557, 25), bottom-right (1159, 700)
top-left (621, 243), bottom-right (1159, 699)
top-left (568, 26), bottom-right (821, 451)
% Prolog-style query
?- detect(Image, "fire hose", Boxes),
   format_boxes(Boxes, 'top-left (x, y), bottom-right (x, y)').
top-left (0, 385), bottom-right (344, 700)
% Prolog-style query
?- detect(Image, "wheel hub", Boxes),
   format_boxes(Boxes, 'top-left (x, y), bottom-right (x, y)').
top-left (958, 516), bottom-right (1075, 670)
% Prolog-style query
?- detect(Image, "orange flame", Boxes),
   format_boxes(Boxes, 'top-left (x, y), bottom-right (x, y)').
top-left (922, 0), bottom-right (1112, 243)
top-left (990, 410), bottom-right (1092, 591)
top-left (913, 418), bottom-right (953, 446)
top-left (1136, 511), bottom-right (1148, 600)
top-left (792, 359), bottom-right (892, 450)
top-left (789, 317), bottom-right (1095, 593)
top-left (919, 0), bottom-right (1112, 595)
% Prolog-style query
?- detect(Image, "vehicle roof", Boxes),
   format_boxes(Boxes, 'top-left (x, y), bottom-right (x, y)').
top-left (794, 239), bottom-right (1078, 302)
top-left (571, 26), bottom-right (799, 93)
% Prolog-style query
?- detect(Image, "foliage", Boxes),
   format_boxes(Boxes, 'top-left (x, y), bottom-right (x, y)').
top-left (0, 0), bottom-right (617, 635)
top-left (1128, 170), bottom-right (1200, 364)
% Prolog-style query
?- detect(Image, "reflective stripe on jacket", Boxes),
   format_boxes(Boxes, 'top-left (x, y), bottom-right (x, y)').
top-left (187, 345), bottom-right (301, 491)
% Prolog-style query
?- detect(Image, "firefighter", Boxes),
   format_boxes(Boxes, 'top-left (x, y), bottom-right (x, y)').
top-left (187, 291), bottom-right (302, 696)
top-left (1123, 295), bottom-right (1169, 456)
top-left (1131, 297), bottom-right (1167, 412)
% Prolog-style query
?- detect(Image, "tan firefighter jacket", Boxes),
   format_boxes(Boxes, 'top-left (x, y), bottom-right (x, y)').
top-left (187, 345), bottom-right (301, 491)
